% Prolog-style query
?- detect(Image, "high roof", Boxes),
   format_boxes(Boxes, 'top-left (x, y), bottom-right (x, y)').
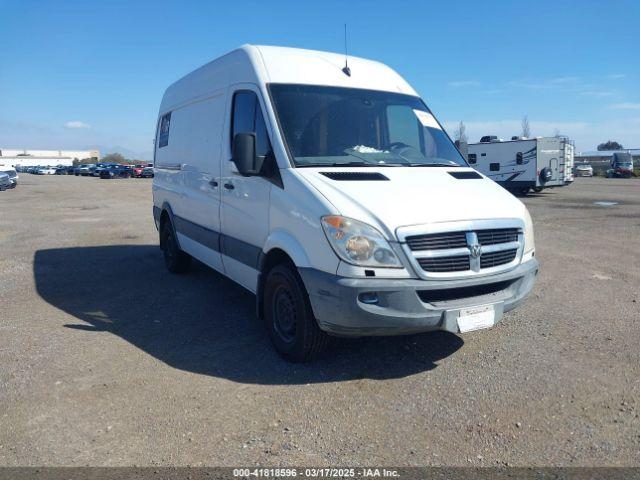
top-left (252, 45), bottom-right (416, 94)
top-left (160, 45), bottom-right (418, 113)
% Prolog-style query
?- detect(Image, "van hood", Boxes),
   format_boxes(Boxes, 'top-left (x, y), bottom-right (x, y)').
top-left (295, 167), bottom-right (526, 238)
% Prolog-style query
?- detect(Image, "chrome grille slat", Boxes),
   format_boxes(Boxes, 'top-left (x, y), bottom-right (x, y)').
top-left (406, 232), bottom-right (467, 251)
top-left (418, 255), bottom-right (470, 272)
top-left (480, 249), bottom-right (518, 268)
top-left (476, 228), bottom-right (519, 245)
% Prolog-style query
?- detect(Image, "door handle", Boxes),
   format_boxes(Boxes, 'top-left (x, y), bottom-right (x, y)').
top-left (209, 179), bottom-right (218, 187)
top-left (224, 183), bottom-right (235, 190)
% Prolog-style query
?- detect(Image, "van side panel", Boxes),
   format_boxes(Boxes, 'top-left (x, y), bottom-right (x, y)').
top-left (169, 93), bottom-right (226, 273)
top-left (178, 92), bottom-right (225, 234)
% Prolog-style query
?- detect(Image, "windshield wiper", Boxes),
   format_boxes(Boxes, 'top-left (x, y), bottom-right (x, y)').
top-left (407, 163), bottom-right (463, 167)
top-left (298, 161), bottom-right (401, 168)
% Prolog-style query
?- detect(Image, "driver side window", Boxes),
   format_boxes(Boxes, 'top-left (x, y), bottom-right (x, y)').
top-left (231, 90), bottom-right (272, 158)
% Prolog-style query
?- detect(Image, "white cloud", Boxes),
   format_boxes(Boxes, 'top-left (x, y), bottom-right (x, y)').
top-left (548, 76), bottom-right (581, 84)
top-left (448, 80), bottom-right (480, 87)
top-left (606, 74), bottom-right (627, 79)
top-left (580, 90), bottom-right (615, 98)
top-left (64, 121), bottom-right (91, 129)
top-left (507, 80), bottom-right (553, 90)
top-left (609, 102), bottom-right (640, 110)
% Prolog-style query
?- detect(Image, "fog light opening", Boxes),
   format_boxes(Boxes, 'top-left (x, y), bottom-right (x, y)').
top-left (359, 292), bottom-right (379, 305)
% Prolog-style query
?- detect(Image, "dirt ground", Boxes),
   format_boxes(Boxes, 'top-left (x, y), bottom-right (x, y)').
top-left (0, 174), bottom-right (638, 466)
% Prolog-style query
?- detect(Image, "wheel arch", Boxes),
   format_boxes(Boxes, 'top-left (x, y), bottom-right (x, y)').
top-left (158, 203), bottom-right (182, 251)
top-left (256, 231), bottom-right (312, 321)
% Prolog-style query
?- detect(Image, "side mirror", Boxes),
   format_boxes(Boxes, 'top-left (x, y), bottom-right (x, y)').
top-left (232, 133), bottom-right (260, 176)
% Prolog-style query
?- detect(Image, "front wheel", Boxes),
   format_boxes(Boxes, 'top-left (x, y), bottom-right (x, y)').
top-left (160, 219), bottom-right (191, 273)
top-left (263, 264), bottom-right (329, 362)
top-left (533, 186), bottom-right (544, 193)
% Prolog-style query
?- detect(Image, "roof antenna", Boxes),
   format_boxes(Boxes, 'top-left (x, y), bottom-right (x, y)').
top-left (342, 23), bottom-right (351, 77)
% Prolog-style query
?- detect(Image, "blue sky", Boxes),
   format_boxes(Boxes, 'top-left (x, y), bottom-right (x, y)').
top-left (1, 0), bottom-right (638, 159)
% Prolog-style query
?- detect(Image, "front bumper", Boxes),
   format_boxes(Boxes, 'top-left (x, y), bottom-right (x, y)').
top-left (299, 259), bottom-right (538, 337)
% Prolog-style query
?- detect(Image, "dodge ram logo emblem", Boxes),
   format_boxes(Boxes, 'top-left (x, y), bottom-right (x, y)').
top-left (469, 243), bottom-right (482, 258)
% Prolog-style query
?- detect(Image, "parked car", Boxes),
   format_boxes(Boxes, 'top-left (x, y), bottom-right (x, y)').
top-left (132, 164), bottom-right (147, 177)
top-left (78, 164), bottom-right (96, 176)
top-left (55, 166), bottom-right (68, 175)
top-left (575, 164), bottom-right (593, 177)
top-left (140, 166), bottom-right (154, 178)
top-left (36, 166), bottom-right (57, 175)
top-left (606, 152), bottom-right (634, 178)
top-left (99, 164), bottom-right (132, 179)
top-left (152, 45), bottom-right (538, 362)
top-left (0, 172), bottom-right (11, 191)
top-left (0, 166), bottom-right (18, 188)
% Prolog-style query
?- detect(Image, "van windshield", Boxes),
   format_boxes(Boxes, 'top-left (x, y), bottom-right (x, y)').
top-left (269, 84), bottom-right (467, 168)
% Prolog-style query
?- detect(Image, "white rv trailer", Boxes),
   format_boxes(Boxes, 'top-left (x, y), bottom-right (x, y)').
top-left (467, 137), bottom-right (574, 193)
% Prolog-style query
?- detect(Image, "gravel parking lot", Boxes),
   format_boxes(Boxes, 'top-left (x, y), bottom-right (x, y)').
top-left (1, 175), bottom-right (639, 467)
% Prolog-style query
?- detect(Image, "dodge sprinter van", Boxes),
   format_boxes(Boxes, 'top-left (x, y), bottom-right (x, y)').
top-left (153, 45), bottom-right (538, 362)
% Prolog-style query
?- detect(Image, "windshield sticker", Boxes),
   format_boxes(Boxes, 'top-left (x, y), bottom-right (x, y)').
top-left (413, 110), bottom-right (442, 130)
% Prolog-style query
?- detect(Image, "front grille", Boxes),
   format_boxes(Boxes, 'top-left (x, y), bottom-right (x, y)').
top-left (480, 248), bottom-right (518, 268)
top-left (418, 255), bottom-right (470, 272)
top-left (476, 228), bottom-right (519, 245)
top-left (403, 224), bottom-right (522, 277)
top-left (406, 232), bottom-right (467, 251)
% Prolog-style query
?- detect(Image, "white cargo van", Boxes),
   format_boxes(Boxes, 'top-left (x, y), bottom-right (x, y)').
top-left (153, 45), bottom-right (538, 361)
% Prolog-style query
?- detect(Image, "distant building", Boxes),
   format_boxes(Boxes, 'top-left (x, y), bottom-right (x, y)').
top-left (575, 149), bottom-right (639, 163)
top-left (573, 149), bottom-right (639, 175)
top-left (0, 148), bottom-right (99, 167)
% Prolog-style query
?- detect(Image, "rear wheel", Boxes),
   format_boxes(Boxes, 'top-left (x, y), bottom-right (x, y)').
top-left (533, 186), bottom-right (544, 193)
top-left (160, 219), bottom-right (191, 273)
top-left (263, 264), bottom-right (329, 362)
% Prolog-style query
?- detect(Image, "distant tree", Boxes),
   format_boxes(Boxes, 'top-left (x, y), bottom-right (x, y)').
top-left (521, 115), bottom-right (531, 138)
top-left (453, 121), bottom-right (468, 144)
top-left (101, 153), bottom-right (126, 163)
top-left (597, 140), bottom-right (624, 151)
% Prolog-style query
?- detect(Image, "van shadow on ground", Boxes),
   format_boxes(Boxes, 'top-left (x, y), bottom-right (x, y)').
top-left (34, 245), bottom-right (463, 385)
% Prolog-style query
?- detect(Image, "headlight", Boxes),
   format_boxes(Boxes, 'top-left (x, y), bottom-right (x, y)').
top-left (523, 208), bottom-right (535, 254)
top-left (321, 216), bottom-right (402, 268)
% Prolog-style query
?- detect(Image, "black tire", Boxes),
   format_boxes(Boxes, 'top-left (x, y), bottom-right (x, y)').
top-left (533, 186), bottom-right (544, 193)
top-left (263, 264), bottom-right (329, 362)
top-left (160, 219), bottom-right (191, 274)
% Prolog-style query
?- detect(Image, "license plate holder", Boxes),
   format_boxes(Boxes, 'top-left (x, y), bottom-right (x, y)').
top-left (457, 304), bottom-right (495, 333)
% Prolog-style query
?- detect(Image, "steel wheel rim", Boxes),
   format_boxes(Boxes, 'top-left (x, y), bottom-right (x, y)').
top-left (272, 285), bottom-right (297, 344)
